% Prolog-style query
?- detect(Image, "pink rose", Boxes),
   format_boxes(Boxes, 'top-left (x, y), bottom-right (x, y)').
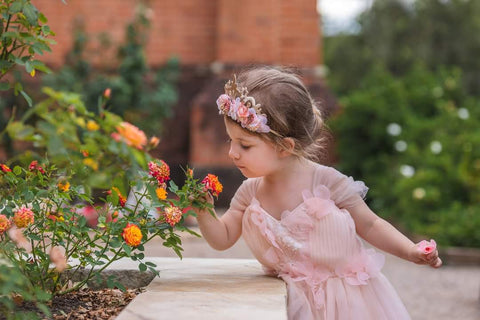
top-left (417, 239), bottom-right (436, 254)
top-left (50, 246), bottom-right (67, 272)
top-left (237, 103), bottom-right (249, 119)
top-left (216, 94), bottom-right (231, 113)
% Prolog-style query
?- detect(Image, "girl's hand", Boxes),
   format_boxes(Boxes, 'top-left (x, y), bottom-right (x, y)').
top-left (192, 191), bottom-right (214, 216)
top-left (409, 240), bottom-right (442, 268)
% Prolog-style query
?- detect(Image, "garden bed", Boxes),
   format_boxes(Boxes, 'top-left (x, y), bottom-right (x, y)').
top-left (12, 287), bottom-right (143, 320)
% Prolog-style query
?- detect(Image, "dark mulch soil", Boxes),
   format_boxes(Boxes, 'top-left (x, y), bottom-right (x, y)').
top-left (12, 288), bottom-right (144, 320)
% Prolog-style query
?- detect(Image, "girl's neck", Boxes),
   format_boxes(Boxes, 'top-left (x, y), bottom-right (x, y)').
top-left (262, 157), bottom-right (314, 187)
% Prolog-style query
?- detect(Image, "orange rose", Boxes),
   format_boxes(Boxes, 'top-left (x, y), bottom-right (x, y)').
top-left (149, 136), bottom-right (160, 148)
top-left (13, 206), bottom-right (34, 228)
top-left (122, 223), bottom-right (142, 247)
top-left (0, 214), bottom-right (11, 234)
top-left (114, 122), bottom-right (147, 150)
top-left (57, 181), bottom-right (70, 192)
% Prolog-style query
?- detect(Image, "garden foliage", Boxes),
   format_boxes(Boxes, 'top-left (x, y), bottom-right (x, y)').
top-left (325, 0), bottom-right (480, 248)
top-left (0, 88), bottom-right (222, 320)
top-left (329, 64), bottom-right (480, 247)
top-left (0, 3), bottom-right (206, 317)
top-left (0, 0), bottom-right (54, 105)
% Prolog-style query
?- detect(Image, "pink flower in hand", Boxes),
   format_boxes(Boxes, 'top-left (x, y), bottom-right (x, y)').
top-left (417, 239), bottom-right (436, 254)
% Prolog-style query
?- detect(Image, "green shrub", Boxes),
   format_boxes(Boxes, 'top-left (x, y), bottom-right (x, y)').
top-left (0, 255), bottom-right (50, 320)
top-left (329, 64), bottom-right (480, 247)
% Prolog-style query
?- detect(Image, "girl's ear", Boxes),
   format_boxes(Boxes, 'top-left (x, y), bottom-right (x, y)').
top-left (278, 137), bottom-right (295, 157)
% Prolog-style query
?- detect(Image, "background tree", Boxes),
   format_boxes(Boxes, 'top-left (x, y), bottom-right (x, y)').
top-left (325, 0), bottom-right (480, 96)
top-left (325, 0), bottom-right (480, 247)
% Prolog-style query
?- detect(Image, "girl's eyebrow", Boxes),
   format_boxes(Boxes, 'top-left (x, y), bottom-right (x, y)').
top-left (236, 136), bottom-right (255, 143)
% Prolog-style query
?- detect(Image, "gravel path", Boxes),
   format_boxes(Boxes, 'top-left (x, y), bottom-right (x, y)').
top-left (144, 228), bottom-right (480, 320)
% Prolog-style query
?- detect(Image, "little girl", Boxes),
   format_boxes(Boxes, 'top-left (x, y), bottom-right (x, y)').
top-left (194, 67), bottom-right (441, 320)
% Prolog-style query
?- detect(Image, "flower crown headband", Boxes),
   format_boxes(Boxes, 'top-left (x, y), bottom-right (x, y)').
top-left (216, 75), bottom-right (272, 134)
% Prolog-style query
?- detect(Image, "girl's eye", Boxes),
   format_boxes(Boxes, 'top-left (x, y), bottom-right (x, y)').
top-left (226, 138), bottom-right (232, 144)
top-left (240, 144), bottom-right (251, 150)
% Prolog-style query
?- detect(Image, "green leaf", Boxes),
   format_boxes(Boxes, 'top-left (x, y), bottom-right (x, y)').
top-left (14, 81), bottom-right (23, 95)
top-left (25, 60), bottom-right (33, 73)
top-left (9, 2), bottom-right (23, 14)
top-left (169, 180), bottom-right (178, 193)
top-left (110, 238), bottom-right (122, 248)
top-left (77, 215), bottom-right (87, 227)
top-left (22, 3), bottom-right (38, 26)
top-left (31, 60), bottom-right (51, 73)
top-left (122, 243), bottom-right (132, 256)
top-left (130, 148), bottom-right (146, 168)
top-left (20, 90), bottom-right (33, 107)
top-left (138, 263), bottom-right (147, 272)
top-left (38, 13), bottom-right (48, 24)
top-left (13, 166), bottom-right (22, 175)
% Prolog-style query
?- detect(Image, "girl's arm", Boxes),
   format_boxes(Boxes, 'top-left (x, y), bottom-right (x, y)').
top-left (348, 200), bottom-right (442, 268)
top-left (194, 200), bottom-right (243, 251)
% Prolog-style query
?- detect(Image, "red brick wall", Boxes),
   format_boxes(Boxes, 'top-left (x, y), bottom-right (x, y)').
top-left (34, 0), bottom-right (320, 67)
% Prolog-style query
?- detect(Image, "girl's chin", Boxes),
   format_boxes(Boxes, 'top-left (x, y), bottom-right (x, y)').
top-left (237, 167), bottom-right (250, 177)
top-left (237, 167), bottom-right (261, 179)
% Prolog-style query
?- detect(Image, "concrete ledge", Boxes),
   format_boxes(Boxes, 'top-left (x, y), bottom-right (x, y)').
top-left (63, 268), bottom-right (156, 290)
top-left (114, 257), bottom-right (287, 320)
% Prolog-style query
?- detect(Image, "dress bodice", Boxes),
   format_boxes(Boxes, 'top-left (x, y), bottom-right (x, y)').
top-left (242, 184), bottom-right (385, 286)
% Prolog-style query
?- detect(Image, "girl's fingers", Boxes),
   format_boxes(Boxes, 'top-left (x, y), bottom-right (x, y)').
top-left (431, 257), bottom-right (442, 268)
top-left (426, 251), bottom-right (438, 262)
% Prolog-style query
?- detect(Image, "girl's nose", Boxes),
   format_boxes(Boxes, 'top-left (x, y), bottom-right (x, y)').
top-left (228, 146), bottom-right (240, 160)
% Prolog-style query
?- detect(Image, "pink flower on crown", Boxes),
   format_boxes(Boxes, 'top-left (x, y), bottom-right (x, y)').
top-left (245, 108), bottom-right (257, 125)
top-left (237, 103), bottom-right (249, 119)
top-left (237, 103), bottom-right (249, 124)
top-left (247, 113), bottom-right (270, 133)
top-left (229, 98), bottom-right (241, 121)
top-left (216, 75), bottom-right (272, 134)
top-left (216, 94), bottom-right (232, 114)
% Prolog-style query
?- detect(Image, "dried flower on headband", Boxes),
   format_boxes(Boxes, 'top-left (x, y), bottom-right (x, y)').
top-left (217, 75), bottom-right (271, 133)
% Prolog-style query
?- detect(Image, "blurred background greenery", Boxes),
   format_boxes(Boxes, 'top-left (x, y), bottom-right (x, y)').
top-left (324, 0), bottom-right (480, 247)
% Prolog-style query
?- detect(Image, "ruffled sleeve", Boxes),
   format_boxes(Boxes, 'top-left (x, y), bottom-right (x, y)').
top-left (224, 178), bottom-right (258, 217)
top-left (315, 165), bottom-right (368, 209)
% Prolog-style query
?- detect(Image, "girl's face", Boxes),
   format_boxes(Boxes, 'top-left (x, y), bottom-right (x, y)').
top-left (224, 119), bottom-right (284, 178)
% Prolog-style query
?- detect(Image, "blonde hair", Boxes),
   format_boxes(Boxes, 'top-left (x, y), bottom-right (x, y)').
top-left (235, 66), bottom-right (327, 162)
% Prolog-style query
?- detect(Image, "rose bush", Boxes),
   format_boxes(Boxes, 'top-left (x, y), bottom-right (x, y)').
top-left (0, 89), bottom-right (222, 318)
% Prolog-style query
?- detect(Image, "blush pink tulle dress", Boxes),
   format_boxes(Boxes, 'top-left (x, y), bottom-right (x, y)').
top-left (227, 164), bottom-right (411, 320)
